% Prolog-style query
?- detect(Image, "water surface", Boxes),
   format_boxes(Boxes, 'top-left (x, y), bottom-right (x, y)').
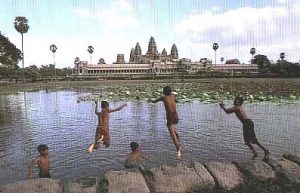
top-left (0, 90), bottom-right (299, 185)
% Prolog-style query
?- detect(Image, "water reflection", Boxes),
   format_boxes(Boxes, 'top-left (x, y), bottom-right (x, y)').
top-left (0, 91), bottom-right (299, 185)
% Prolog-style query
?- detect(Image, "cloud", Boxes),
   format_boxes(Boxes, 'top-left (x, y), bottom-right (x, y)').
top-left (6, 0), bottom-right (141, 68)
top-left (277, 0), bottom-right (289, 4)
top-left (6, 0), bottom-right (299, 68)
top-left (74, 0), bottom-right (139, 29)
top-left (8, 33), bottom-right (138, 68)
top-left (174, 2), bottom-right (300, 63)
top-left (212, 6), bottom-right (220, 12)
top-left (73, 8), bottom-right (90, 18)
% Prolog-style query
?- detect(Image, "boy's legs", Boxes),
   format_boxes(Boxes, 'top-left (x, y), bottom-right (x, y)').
top-left (243, 120), bottom-right (267, 159)
top-left (87, 126), bottom-right (104, 154)
top-left (253, 141), bottom-right (270, 158)
top-left (168, 124), bottom-right (182, 159)
top-left (243, 124), bottom-right (258, 159)
top-left (246, 121), bottom-right (270, 158)
top-left (93, 127), bottom-right (103, 149)
top-left (103, 134), bottom-right (110, 147)
top-left (246, 143), bottom-right (258, 159)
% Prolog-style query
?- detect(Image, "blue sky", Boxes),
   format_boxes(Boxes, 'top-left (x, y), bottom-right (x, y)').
top-left (0, 0), bottom-right (299, 68)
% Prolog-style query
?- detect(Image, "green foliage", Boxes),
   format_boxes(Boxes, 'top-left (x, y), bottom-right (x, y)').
top-left (77, 80), bottom-right (300, 104)
top-left (252, 54), bottom-right (271, 73)
top-left (271, 61), bottom-right (300, 77)
top-left (0, 32), bottom-right (22, 78)
top-left (253, 54), bottom-right (300, 77)
top-left (14, 16), bottom-right (29, 34)
top-left (24, 65), bottom-right (40, 81)
top-left (0, 32), bottom-right (22, 66)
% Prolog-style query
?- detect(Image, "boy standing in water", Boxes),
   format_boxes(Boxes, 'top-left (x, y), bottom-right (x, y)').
top-left (28, 144), bottom-right (51, 178)
top-left (219, 96), bottom-right (270, 159)
top-left (125, 142), bottom-right (148, 168)
top-left (153, 86), bottom-right (182, 159)
top-left (87, 101), bottom-right (127, 154)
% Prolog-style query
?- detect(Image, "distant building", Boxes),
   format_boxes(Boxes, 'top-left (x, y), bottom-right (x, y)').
top-left (74, 37), bottom-right (258, 78)
top-left (74, 37), bottom-right (206, 77)
top-left (128, 37), bottom-right (179, 63)
top-left (213, 64), bottom-right (258, 76)
top-left (225, 59), bottom-right (240, 64)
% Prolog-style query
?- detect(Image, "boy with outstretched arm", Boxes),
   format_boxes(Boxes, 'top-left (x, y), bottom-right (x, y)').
top-left (28, 144), bottom-right (51, 179)
top-left (87, 101), bottom-right (127, 154)
top-left (153, 86), bottom-right (182, 159)
top-left (219, 96), bottom-right (270, 159)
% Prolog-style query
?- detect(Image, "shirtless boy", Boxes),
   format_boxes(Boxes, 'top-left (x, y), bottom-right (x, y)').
top-left (87, 101), bottom-right (127, 154)
top-left (125, 142), bottom-right (148, 168)
top-left (28, 144), bottom-right (51, 178)
top-left (219, 96), bottom-right (270, 159)
top-left (153, 86), bottom-right (182, 159)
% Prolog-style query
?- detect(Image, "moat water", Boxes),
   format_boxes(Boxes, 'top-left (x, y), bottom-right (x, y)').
top-left (0, 90), bottom-right (299, 185)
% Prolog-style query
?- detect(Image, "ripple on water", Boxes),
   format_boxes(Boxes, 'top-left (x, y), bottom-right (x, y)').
top-left (0, 91), bottom-right (299, 185)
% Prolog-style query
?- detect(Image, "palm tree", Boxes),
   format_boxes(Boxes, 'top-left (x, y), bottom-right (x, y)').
top-left (74, 57), bottom-right (80, 74)
top-left (250, 48), bottom-right (256, 60)
top-left (213, 43), bottom-right (219, 66)
top-left (280, 52), bottom-right (285, 61)
top-left (74, 57), bottom-right (80, 64)
top-left (87, 46), bottom-right (94, 64)
top-left (98, 58), bottom-right (106, 64)
top-left (50, 44), bottom-right (57, 77)
top-left (74, 57), bottom-right (80, 63)
top-left (14, 16), bottom-right (29, 81)
top-left (220, 57), bottom-right (224, 64)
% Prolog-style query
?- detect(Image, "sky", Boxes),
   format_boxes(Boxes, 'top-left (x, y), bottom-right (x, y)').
top-left (0, 0), bottom-right (299, 68)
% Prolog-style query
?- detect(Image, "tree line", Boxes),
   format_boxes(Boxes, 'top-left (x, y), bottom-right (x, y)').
top-left (0, 31), bottom-right (22, 79)
top-left (252, 54), bottom-right (300, 77)
top-left (0, 32), bottom-right (72, 81)
top-left (1, 15), bottom-right (300, 81)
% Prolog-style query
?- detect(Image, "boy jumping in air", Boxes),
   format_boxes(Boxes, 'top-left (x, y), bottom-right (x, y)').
top-left (153, 86), bottom-right (182, 159)
top-left (87, 101), bottom-right (127, 154)
top-left (219, 96), bottom-right (270, 159)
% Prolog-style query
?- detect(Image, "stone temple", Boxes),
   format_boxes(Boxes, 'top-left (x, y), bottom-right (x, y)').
top-left (74, 37), bottom-right (258, 77)
top-left (114, 36), bottom-right (179, 64)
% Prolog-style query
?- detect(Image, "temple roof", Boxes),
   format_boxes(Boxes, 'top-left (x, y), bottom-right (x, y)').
top-left (147, 36), bottom-right (158, 54)
top-left (134, 42), bottom-right (142, 55)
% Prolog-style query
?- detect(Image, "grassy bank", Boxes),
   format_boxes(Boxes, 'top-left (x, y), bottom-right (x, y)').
top-left (1, 78), bottom-right (300, 103)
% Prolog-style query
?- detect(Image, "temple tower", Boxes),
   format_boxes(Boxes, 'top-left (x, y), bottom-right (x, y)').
top-left (116, 54), bottom-right (125, 64)
top-left (162, 48), bottom-right (167, 56)
top-left (134, 42), bottom-right (142, 56)
top-left (171, 44), bottom-right (178, 59)
top-left (129, 48), bottom-right (135, 62)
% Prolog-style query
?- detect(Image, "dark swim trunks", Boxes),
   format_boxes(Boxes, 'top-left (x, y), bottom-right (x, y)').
top-left (166, 111), bottom-right (179, 126)
top-left (39, 172), bottom-right (51, 178)
top-left (94, 126), bottom-right (110, 148)
top-left (124, 160), bottom-right (138, 169)
top-left (242, 119), bottom-right (259, 145)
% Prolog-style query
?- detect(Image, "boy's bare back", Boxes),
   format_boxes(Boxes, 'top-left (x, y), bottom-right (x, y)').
top-left (219, 103), bottom-right (249, 123)
top-left (234, 106), bottom-right (249, 122)
top-left (97, 110), bottom-right (109, 127)
top-left (125, 142), bottom-right (148, 168)
top-left (28, 145), bottom-right (50, 178)
top-left (95, 101), bottom-right (127, 127)
top-left (36, 155), bottom-right (50, 176)
top-left (162, 95), bottom-right (177, 114)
